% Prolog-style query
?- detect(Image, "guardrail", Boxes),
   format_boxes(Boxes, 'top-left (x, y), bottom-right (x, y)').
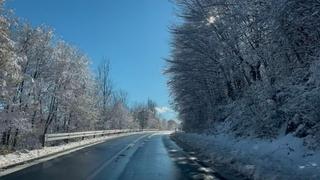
top-left (44, 129), bottom-right (158, 145)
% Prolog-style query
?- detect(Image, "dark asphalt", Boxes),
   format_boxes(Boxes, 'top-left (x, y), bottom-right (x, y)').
top-left (1, 132), bottom-right (221, 180)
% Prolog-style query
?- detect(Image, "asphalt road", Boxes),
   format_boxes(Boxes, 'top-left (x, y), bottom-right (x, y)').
top-left (1, 132), bottom-right (221, 180)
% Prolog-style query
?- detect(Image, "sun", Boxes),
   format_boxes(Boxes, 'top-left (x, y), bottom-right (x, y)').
top-left (207, 16), bottom-right (216, 25)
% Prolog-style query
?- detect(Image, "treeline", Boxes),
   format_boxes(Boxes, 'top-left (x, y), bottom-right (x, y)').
top-left (0, 1), bottom-right (165, 151)
top-left (167, 0), bottom-right (320, 146)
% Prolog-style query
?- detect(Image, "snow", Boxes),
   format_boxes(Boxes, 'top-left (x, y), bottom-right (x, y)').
top-left (174, 132), bottom-right (320, 179)
top-left (0, 132), bottom-right (147, 170)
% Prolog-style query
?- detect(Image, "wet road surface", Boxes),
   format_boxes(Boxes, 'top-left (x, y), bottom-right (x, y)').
top-left (1, 132), bottom-right (221, 180)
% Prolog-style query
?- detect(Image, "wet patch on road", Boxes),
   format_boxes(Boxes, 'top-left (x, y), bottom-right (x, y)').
top-left (163, 135), bottom-right (224, 180)
top-left (169, 134), bottom-right (250, 180)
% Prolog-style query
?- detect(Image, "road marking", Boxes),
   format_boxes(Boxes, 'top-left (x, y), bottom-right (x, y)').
top-left (86, 133), bottom-right (153, 180)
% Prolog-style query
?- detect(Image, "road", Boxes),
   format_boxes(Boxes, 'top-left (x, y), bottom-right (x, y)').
top-left (1, 132), bottom-right (221, 180)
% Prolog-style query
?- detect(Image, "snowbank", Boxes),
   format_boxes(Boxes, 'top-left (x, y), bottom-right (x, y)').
top-left (0, 132), bottom-right (145, 170)
top-left (173, 132), bottom-right (320, 179)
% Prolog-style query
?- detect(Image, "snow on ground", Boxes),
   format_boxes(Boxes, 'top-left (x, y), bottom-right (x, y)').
top-left (174, 132), bottom-right (320, 180)
top-left (0, 132), bottom-right (150, 170)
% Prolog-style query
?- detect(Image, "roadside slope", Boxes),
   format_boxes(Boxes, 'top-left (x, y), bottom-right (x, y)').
top-left (172, 132), bottom-right (320, 180)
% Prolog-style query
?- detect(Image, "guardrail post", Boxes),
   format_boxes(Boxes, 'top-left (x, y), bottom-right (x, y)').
top-left (64, 134), bottom-right (68, 143)
top-left (41, 134), bottom-right (46, 148)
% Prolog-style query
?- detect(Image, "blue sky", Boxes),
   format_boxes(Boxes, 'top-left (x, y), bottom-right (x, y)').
top-left (6, 0), bottom-right (177, 119)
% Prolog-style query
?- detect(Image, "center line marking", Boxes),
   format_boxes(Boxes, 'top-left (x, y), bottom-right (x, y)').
top-left (86, 133), bottom-right (153, 180)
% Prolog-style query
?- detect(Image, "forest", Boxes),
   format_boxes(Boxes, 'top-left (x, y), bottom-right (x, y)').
top-left (0, 0), bottom-right (167, 152)
top-left (0, 0), bottom-right (320, 178)
top-left (167, 0), bottom-right (320, 148)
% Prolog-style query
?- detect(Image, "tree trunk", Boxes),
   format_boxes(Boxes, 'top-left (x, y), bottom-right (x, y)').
top-left (31, 110), bottom-right (37, 129)
top-left (41, 125), bottom-right (49, 147)
top-left (6, 128), bottom-right (11, 146)
top-left (12, 128), bottom-right (19, 149)
top-left (1, 131), bottom-right (7, 145)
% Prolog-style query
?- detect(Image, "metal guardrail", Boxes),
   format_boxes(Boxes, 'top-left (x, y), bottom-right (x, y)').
top-left (44, 129), bottom-right (159, 144)
top-left (45, 129), bottom-right (138, 143)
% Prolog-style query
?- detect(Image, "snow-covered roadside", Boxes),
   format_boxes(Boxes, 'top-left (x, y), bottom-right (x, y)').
top-left (173, 132), bottom-right (320, 180)
top-left (0, 132), bottom-right (149, 171)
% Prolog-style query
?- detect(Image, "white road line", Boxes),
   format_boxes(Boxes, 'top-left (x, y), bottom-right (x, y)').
top-left (86, 133), bottom-right (153, 180)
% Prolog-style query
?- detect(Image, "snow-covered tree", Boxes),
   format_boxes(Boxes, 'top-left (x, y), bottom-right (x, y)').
top-left (0, 1), bottom-right (24, 148)
top-left (131, 99), bottom-right (161, 130)
top-left (168, 0), bottom-right (320, 147)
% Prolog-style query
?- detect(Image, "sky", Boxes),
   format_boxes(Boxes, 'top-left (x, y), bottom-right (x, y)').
top-left (6, 0), bottom-right (178, 120)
